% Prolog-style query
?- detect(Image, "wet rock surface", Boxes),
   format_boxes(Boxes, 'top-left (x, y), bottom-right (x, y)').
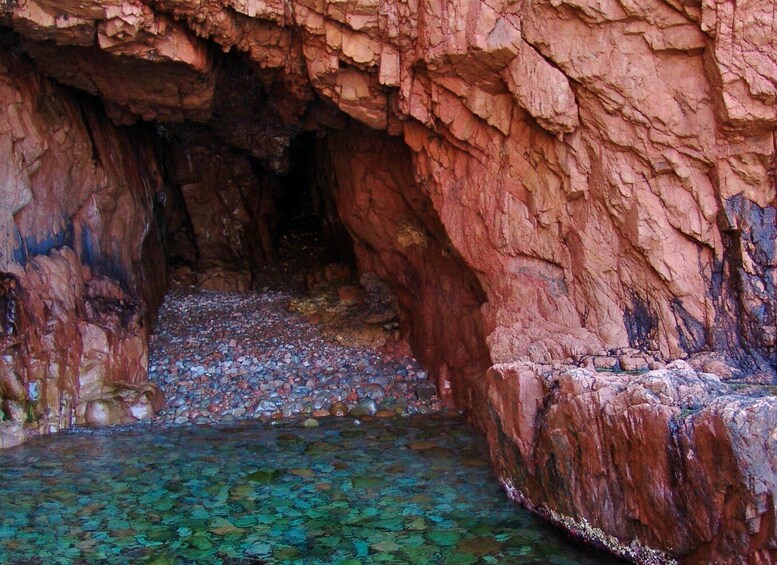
top-left (149, 289), bottom-right (441, 425)
top-left (0, 421), bottom-right (24, 449)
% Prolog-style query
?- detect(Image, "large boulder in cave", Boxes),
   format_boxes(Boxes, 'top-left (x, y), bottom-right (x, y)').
top-left (0, 0), bottom-right (776, 561)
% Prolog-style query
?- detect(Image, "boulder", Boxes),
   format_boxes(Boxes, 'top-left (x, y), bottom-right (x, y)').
top-left (485, 361), bottom-right (777, 562)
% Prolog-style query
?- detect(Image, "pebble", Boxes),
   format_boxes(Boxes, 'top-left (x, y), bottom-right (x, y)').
top-left (329, 401), bottom-right (348, 417)
top-left (149, 289), bottom-right (442, 425)
top-left (357, 397), bottom-right (378, 415)
top-left (415, 382), bottom-right (438, 403)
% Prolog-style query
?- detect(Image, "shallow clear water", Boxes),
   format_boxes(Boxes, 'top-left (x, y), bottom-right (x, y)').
top-left (0, 415), bottom-right (612, 564)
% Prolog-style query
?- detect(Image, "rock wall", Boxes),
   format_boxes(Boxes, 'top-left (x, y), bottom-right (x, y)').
top-left (0, 47), bottom-right (165, 434)
top-left (317, 123), bottom-right (491, 407)
top-left (485, 361), bottom-right (777, 563)
top-left (160, 125), bottom-right (277, 291)
top-left (1, 0), bottom-right (777, 561)
top-left (3, 0), bottom-right (773, 371)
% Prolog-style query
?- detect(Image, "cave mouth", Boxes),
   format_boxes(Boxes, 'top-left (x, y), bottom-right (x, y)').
top-left (0, 27), bottom-right (491, 436)
top-left (146, 120), bottom-right (449, 424)
top-left (156, 123), bottom-right (357, 294)
top-left (259, 129), bottom-right (358, 288)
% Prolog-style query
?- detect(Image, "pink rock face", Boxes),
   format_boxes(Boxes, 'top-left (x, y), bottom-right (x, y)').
top-left (1, 0), bottom-right (776, 560)
top-left (2, 0), bottom-right (774, 366)
top-left (318, 124), bottom-right (492, 406)
top-left (485, 361), bottom-right (777, 562)
top-left (702, 0), bottom-right (777, 134)
top-left (0, 50), bottom-right (166, 433)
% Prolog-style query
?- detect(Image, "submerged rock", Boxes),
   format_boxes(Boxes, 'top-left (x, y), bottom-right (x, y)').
top-left (415, 382), bottom-right (437, 403)
top-left (350, 397), bottom-right (378, 418)
top-left (329, 401), bottom-right (348, 417)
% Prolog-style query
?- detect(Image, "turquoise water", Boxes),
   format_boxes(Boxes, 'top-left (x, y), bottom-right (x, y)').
top-left (0, 415), bottom-right (612, 563)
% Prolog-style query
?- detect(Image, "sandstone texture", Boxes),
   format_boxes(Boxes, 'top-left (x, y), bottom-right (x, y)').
top-left (1, 0), bottom-right (776, 561)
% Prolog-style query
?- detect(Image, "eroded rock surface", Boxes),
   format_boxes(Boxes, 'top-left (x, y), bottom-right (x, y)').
top-left (1, 0), bottom-right (776, 561)
top-left (2, 0), bottom-right (775, 371)
top-left (0, 50), bottom-right (166, 437)
top-left (485, 361), bottom-right (777, 562)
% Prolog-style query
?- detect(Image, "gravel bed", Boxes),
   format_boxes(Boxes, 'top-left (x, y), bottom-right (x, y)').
top-left (149, 289), bottom-right (440, 425)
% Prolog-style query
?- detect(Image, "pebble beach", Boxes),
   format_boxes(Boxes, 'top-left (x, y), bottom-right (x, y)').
top-left (149, 288), bottom-right (441, 425)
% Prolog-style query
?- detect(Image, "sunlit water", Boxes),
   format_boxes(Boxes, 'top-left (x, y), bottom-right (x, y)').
top-left (0, 415), bottom-right (613, 564)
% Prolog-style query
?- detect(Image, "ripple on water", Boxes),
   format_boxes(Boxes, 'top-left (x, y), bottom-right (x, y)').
top-left (0, 415), bottom-right (617, 564)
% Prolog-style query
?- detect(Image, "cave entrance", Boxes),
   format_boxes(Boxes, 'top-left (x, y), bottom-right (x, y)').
top-left (155, 124), bottom-right (355, 293)
top-left (269, 130), bottom-right (357, 289)
top-left (156, 123), bottom-right (360, 294)
top-left (0, 31), bottom-right (491, 432)
top-left (149, 120), bottom-right (450, 424)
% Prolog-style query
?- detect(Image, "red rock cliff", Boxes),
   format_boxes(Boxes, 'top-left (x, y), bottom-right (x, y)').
top-left (1, 0), bottom-right (776, 561)
top-left (0, 48), bottom-right (165, 433)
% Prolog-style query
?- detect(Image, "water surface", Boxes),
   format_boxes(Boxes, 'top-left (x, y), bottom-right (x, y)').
top-left (0, 415), bottom-right (612, 563)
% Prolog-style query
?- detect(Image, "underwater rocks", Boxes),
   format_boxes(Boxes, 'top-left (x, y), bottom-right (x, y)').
top-left (485, 361), bottom-right (777, 562)
top-left (0, 415), bottom-right (611, 563)
top-left (149, 289), bottom-right (442, 425)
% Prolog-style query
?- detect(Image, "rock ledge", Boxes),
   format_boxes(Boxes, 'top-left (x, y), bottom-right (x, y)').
top-left (485, 361), bottom-right (777, 562)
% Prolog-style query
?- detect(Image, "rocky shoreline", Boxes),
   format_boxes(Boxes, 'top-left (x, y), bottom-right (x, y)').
top-left (5, 281), bottom-right (777, 562)
top-left (484, 361), bottom-right (777, 563)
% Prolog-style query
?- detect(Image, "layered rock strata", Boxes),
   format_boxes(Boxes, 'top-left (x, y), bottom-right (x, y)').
top-left (1, 0), bottom-right (776, 561)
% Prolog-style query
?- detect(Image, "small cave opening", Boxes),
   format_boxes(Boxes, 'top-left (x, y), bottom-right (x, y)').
top-left (152, 123), bottom-right (353, 293)
top-left (267, 129), bottom-right (357, 283)
top-left (276, 132), bottom-right (322, 240)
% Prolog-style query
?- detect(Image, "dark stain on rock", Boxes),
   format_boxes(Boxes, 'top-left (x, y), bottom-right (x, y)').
top-left (623, 292), bottom-right (659, 351)
top-left (719, 196), bottom-right (777, 372)
top-left (671, 299), bottom-right (707, 354)
top-left (0, 273), bottom-right (20, 338)
top-left (16, 222), bottom-right (75, 265)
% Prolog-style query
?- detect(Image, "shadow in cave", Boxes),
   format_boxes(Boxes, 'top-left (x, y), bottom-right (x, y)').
top-left (257, 130), bottom-right (358, 292)
top-left (156, 124), bottom-right (357, 294)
